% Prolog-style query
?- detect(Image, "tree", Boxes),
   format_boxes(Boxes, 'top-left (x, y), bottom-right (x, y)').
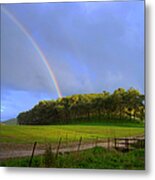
top-left (17, 87), bottom-right (145, 125)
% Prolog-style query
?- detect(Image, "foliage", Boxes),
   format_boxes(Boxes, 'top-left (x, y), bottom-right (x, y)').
top-left (44, 144), bottom-right (55, 167)
top-left (17, 88), bottom-right (145, 125)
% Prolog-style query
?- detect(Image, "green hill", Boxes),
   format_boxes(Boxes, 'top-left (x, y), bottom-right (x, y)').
top-left (3, 118), bottom-right (17, 125)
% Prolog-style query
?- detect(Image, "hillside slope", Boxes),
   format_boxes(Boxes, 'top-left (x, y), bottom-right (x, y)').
top-left (3, 118), bottom-right (17, 125)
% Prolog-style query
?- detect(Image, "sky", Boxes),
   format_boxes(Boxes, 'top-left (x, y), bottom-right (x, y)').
top-left (0, 1), bottom-right (144, 121)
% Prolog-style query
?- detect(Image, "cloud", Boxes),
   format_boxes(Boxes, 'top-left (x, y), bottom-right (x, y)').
top-left (1, 2), bottom-right (144, 96)
top-left (1, 106), bottom-right (5, 113)
top-left (1, 2), bottom-right (144, 120)
top-left (106, 71), bottom-right (123, 83)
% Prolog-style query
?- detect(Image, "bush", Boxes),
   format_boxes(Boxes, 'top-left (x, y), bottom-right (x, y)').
top-left (44, 144), bottom-right (55, 167)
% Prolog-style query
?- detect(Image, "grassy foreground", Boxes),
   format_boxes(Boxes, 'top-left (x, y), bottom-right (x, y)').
top-left (0, 122), bottom-right (144, 144)
top-left (0, 146), bottom-right (145, 170)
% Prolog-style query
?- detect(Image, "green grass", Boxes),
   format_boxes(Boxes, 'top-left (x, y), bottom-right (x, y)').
top-left (0, 147), bottom-right (145, 170)
top-left (71, 118), bottom-right (144, 127)
top-left (0, 121), bottom-right (144, 144)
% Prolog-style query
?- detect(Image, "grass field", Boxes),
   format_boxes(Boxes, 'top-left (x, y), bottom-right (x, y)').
top-left (0, 120), bottom-right (145, 169)
top-left (0, 121), bottom-right (144, 144)
top-left (0, 146), bottom-right (145, 169)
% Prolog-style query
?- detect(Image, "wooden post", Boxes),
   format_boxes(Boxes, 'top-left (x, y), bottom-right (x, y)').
top-left (140, 139), bottom-right (144, 148)
top-left (133, 138), bottom-right (136, 145)
top-left (143, 139), bottom-right (145, 148)
top-left (125, 138), bottom-right (129, 151)
top-left (141, 140), bottom-right (143, 148)
top-left (55, 137), bottom-right (62, 159)
top-left (29, 141), bottom-right (37, 167)
top-left (107, 138), bottom-right (110, 150)
top-left (77, 137), bottom-right (82, 152)
top-left (95, 137), bottom-right (98, 147)
top-left (114, 138), bottom-right (117, 149)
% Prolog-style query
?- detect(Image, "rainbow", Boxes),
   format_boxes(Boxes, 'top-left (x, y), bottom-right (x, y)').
top-left (2, 7), bottom-right (62, 98)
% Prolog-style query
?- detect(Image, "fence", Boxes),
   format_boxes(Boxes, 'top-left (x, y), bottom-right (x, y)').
top-left (0, 135), bottom-right (145, 167)
top-left (27, 135), bottom-right (144, 166)
top-left (113, 137), bottom-right (145, 151)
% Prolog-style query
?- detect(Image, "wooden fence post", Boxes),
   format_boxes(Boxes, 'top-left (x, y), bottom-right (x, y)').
top-left (77, 137), bottom-right (82, 152)
top-left (133, 138), bottom-right (136, 145)
top-left (140, 139), bottom-right (144, 148)
top-left (95, 137), bottom-right (98, 147)
top-left (141, 139), bottom-right (143, 148)
top-left (125, 138), bottom-right (129, 151)
top-left (114, 138), bottom-right (117, 149)
top-left (29, 141), bottom-right (37, 167)
top-left (107, 138), bottom-right (110, 150)
top-left (55, 137), bottom-right (62, 159)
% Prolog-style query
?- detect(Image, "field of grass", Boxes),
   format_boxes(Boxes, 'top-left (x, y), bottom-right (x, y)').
top-left (0, 146), bottom-right (145, 170)
top-left (0, 121), bottom-right (144, 144)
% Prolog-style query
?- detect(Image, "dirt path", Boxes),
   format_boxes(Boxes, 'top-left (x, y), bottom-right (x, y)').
top-left (0, 135), bottom-right (144, 160)
top-left (0, 142), bottom-right (109, 160)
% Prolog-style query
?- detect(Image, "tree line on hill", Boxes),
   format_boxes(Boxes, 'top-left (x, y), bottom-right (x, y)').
top-left (17, 87), bottom-right (145, 125)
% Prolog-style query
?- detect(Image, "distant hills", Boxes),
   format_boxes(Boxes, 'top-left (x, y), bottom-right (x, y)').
top-left (2, 118), bottom-right (17, 125)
